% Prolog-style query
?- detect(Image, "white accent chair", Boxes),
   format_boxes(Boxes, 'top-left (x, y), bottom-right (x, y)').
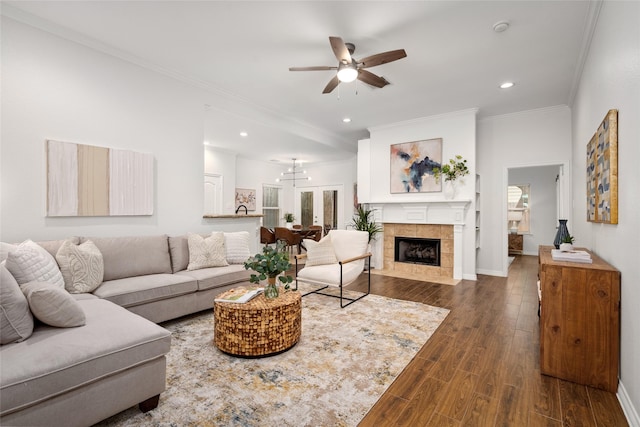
top-left (294, 229), bottom-right (371, 308)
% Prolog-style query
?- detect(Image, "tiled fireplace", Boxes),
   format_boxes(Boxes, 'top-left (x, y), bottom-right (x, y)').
top-left (384, 223), bottom-right (454, 279)
top-left (369, 200), bottom-right (471, 283)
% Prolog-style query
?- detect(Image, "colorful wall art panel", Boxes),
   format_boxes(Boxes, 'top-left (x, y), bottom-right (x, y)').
top-left (586, 109), bottom-right (618, 224)
top-left (47, 140), bottom-right (154, 216)
top-left (390, 138), bottom-right (442, 193)
top-left (235, 188), bottom-right (256, 211)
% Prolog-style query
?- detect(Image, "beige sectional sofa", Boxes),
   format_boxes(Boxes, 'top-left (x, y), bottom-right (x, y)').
top-left (0, 232), bottom-right (252, 426)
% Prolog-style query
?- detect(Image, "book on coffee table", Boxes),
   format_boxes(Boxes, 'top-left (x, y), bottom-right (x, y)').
top-left (215, 287), bottom-right (264, 304)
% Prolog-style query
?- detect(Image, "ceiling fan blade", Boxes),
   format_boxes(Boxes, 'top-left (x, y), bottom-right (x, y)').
top-left (329, 36), bottom-right (352, 64)
top-left (289, 66), bottom-right (337, 71)
top-left (322, 75), bottom-right (340, 94)
top-left (357, 69), bottom-right (389, 88)
top-left (359, 49), bottom-right (407, 68)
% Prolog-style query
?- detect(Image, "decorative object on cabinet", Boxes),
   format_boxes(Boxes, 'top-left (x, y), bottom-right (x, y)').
top-left (558, 233), bottom-right (575, 251)
top-left (538, 245), bottom-right (620, 392)
top-left (235, 188), bottom-right (256, 211)
top-left (587, 109), bottom-right (618, 224)
top-left (389, 138), bottom-right (442, 194)
top-left (508, 234), bottom-right (523, 255)
top-left (553, 219), bottom-right (570, 249)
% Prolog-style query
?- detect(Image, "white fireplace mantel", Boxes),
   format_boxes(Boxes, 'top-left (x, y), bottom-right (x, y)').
top-left (369, 200), bottom-right (471, 225)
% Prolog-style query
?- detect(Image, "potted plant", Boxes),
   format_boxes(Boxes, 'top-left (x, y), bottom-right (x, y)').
top-left (433, 155), bottom-right (470, 183)
top-left (283, 212), bottom-right (295, 229)
top-left (243, 242), bottom-right (293, 299)
top-left (433, 155), bottom-right (469, 199)
top-left (351, 205), bottom-right (382, 243)
top-left (559, 234), bottom-right (575, 252)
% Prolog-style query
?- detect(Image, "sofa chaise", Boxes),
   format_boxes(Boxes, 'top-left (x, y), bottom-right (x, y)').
top-left (1, 232), bottom-right (253, 426)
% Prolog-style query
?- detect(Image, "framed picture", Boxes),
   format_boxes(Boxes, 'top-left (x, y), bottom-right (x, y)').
top-left (587, 109), bottom-right (618, 224)
top-left (235, 188), bottom-right (256, 211)
top-left (390, 138), bottom-right (442, 193)
top-left (46, 140), bottom-right (154, 216)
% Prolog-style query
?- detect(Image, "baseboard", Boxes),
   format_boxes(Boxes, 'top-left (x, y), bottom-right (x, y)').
top-left (618, 380), bottom-right (640, 427)
top-left (476, 268), bottom-right (506, 277)
top-left (462, 273), bottom-right (477, 281)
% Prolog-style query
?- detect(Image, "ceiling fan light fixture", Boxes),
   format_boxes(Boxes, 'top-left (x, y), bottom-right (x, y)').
top-left (337, 62), bottom-right (358, 82)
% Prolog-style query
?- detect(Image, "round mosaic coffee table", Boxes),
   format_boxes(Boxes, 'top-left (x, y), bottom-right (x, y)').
top-left (213, 288), bottom-right (301, 357)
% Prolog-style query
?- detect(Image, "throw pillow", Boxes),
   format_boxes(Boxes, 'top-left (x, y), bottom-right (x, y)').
top-left (21, 281), bottom-right (86, 328)
top-left (0, 242), bottom-right (17, 263)
top-left (224, 231), bottom-right (251, 264)
top-left (304, 236), bottom-right (338, 267)
top-left (56, 239), bottom-right (104, 294)
top-left (187, 232), bottom-right (228, 270)
top-left (0, 262), bottom-right (34, 344)
top-left (5, 240), bottom-right (65, 288)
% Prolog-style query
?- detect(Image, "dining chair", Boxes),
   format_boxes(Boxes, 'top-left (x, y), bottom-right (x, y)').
top-left (274, 227), bottom-right (302, 254)
top-left (260, 226), bottom-right (276, 246)
top-left (308, 225), bottom-right (323, 242)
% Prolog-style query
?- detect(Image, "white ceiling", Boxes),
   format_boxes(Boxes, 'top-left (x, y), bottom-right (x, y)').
top-left (3, 1), bottom-right (595, 165)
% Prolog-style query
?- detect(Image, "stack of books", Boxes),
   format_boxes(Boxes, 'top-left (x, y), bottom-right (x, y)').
top-left (551, 249), bottom-right (592, 264)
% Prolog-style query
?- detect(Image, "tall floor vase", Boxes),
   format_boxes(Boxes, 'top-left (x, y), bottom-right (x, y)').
top-left (553, 219), bottom-right (570, 249)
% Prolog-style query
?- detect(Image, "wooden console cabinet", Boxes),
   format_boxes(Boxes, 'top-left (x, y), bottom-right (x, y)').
top-left (538, 245), bottom-right (620, 392)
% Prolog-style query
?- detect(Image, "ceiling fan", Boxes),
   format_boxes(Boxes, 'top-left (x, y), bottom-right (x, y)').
top-left (289, 36), bottom-right (407, 94)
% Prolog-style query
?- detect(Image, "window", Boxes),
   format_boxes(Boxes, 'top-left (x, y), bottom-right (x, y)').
top-left (507, 184), bottom-right (530, 233)
top-left (262, 185), bottom-right (282, 228)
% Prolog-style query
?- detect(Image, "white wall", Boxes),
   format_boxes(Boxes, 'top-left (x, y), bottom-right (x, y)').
top-left (476, 106), bottom-right (572, 276)
top-left (2, 18), bottom-right (255, 242)
top-left (570, 1), bottom-right (640, 422)
top-left (363, 109), bottom-right (478, 279)
top-left (508, 165), bottom-right (560, 255)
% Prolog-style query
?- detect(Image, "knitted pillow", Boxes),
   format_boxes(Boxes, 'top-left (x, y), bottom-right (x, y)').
top-left (304, 236), bottom-right (338, 267)
top-left (224, 232), bottom-right (251, 264)
top-left (56, 239), bottom-right (104, 294)
top-left (21, 281), bottom-right (86, 328)
top-left (187, 232), bottom-right (228, 270)
top-left (5, 240), bottom-right (64, 288)
top-left (0, 262), bottom-right (34, 344)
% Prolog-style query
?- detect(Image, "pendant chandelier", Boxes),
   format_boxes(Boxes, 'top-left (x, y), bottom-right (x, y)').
top-left (276, 158), bottom-right (311, 187)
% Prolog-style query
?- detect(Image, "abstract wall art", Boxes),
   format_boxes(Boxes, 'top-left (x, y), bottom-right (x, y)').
top-left (235, 188), bottom-right (256, 211)
top-left (586, 109), bottom-right (618, 224)
top-left (390, 138), bottom-right (442, 193)
top-left (46, 140), bottom-right (154, 216)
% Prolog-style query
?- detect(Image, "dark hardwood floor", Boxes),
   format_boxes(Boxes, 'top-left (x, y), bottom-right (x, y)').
top-left (348, 255), bottom-right (628, 427)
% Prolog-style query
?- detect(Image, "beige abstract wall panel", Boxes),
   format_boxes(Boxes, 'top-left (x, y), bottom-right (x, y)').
top-left (109, 149), bottom-right (153, 216)
top-left (77, 144), bottom-right (109, 216)
top-left (46, 140), bottom-right (153, 217)
top-left (47, 140), bottom-right (78, 216)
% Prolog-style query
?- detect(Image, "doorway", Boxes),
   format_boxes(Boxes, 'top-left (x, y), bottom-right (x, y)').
top-left (295, 185), bottom-right (343, 231)
top-left (506, 164), bottom-right (565, 258)
top-left (204, 174), bottom-right (223, 215)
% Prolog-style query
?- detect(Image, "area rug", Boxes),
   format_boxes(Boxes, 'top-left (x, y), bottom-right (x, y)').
top-left (96, 288), bottom-right (449, 427)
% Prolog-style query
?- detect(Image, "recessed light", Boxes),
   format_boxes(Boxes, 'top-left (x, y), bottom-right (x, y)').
top-left (342, 117), bottom-right (352, 123)
top-left (500, 82), bottom-right (515, 89)
top-left (239, 131), bottom-right (248, 137)
top-left (493, 21), bottom-right (510, 33)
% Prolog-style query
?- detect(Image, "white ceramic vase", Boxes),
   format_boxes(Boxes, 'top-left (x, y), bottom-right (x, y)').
top-left (443, 180), bottom-right (457, 199)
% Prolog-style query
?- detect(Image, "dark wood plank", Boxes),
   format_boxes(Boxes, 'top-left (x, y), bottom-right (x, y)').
top-left (588, 387), bottom-right (629, 427)
top-left (558, 379), bottom-right (597, 427)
